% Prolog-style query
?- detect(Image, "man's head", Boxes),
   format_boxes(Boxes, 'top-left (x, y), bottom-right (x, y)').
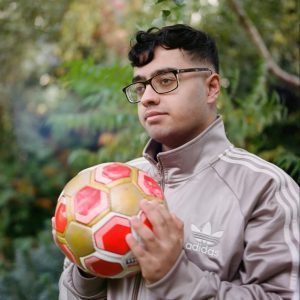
top-left (123, 24), bottom-right (221, 151)
top-left (128, 24), bottom-right (219, 73)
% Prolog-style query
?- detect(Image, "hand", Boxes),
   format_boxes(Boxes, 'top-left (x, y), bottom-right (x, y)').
top-left (126, 199), bottom-right (184, 284)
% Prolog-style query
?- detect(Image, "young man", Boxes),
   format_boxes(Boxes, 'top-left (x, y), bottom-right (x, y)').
top-left (59, 24), bottom-right (299, 300)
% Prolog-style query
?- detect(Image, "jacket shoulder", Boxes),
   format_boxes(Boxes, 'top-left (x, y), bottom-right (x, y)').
top-left (215, 146), bottom-right (298, 191)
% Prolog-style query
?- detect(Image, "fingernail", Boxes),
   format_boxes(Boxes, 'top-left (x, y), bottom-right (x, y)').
top-left (125, 233), bottom-right (133, 242)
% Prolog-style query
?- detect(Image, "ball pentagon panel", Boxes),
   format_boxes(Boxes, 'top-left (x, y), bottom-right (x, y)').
top-left (93, 213), bottom-right (131, 255)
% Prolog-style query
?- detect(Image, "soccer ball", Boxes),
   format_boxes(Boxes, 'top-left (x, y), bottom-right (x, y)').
top-left (52, 162), bottom-right (165, 278)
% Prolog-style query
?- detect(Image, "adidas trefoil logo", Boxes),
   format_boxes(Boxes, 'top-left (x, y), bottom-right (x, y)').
top-left (185, 222), bottom-right (224, 258)
top-left (191, 222), bottom-right (224, 247)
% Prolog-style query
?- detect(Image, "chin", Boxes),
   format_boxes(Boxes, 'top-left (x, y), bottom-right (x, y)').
top-left (147, 127), bottom-right (181, 146)
top-left (147, 128), bottom-right (167, 141)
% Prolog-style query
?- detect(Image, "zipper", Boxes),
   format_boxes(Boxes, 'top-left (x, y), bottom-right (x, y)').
top-left (132, 273), bottom-right (142, 300)
top-left (156, 157), bottom-right (165, 192)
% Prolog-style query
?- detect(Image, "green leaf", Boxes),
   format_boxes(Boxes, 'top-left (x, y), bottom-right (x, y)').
top-left (162, 10), bottom-right (171, 19)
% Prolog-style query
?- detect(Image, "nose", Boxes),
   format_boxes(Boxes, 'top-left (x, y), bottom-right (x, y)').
top-left (139, 84), bottom-right (160, 106)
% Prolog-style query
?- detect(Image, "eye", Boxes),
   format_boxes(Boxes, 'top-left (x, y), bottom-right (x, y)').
top-left (161, 78), bottom-right (173, 85)
top-left (133, 83), bottom-right (145, 95)
top-left (156, 73), bottom-right (176, 87)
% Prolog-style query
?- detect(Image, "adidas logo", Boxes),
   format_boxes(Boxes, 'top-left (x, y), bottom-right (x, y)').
top-left (185, 222), bottom-right (224, 258)
top-left (191, 222), bottom-right (223, 246)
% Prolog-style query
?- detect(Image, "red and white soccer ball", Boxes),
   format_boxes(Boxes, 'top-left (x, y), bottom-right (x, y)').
top-left (52, 162), bottom-right (165, 278)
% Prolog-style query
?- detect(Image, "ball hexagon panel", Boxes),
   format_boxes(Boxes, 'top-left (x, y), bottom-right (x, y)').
top-left (74, 186), bottom-right (109, 224)
top-left (110, 183), bottom-right (142, 216)
top-left (54, 195), bottom-right (68, 234)
top-left (63, 169), bottom-right (91, 197)
top-left (65, 221), bottom-right (94, 258)
top-left (94, 163), bottom-right (132, 185)
top-left (137, 171), bottom-right (164, 200)
top-left (93, 214), bottom-right (131, 255)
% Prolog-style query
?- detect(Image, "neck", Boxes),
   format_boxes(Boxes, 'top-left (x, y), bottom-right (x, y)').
top-left (160, 115), bottom-right (219, 152)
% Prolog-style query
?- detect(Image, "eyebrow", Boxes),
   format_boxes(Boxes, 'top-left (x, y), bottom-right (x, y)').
top-left (132, 67), bottom-right (177, 83)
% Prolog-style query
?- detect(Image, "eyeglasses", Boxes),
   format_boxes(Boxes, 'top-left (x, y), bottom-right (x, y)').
top-left (122, 67), bottom-right (213, 104)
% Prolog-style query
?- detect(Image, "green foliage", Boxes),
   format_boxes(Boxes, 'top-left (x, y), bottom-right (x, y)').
top-left (243, 0), bottom-right (299, 76)
top-left (219, 63), bottom-right (285, 147)
top-left (0, 80), bottom-right (74, 262)
top-left (0, 145), bottom-right (69, 262)
top-left (0, 223), bottom-right (64, 300)
top-left (218, 64), bottom-right (300, 182)
top-left (275, 151), bottom-right (300, 182)
top-left (0, 0), bottom-right (71, 82)
top-left (149, 0), bottom-right (188, 26)
top-left (48, 59), bottom-right (146, 170)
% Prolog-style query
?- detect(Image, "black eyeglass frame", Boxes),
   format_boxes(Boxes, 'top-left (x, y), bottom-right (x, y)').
top-left (122, 67), bottom-right (213, 104)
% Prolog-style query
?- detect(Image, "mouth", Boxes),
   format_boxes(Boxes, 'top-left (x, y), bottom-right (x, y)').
top-left (144, 111), bottom-right (167, 121)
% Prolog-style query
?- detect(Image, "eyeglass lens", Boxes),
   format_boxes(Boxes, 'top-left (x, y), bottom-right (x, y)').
top-left (127, 72), bottom-right (178, 103)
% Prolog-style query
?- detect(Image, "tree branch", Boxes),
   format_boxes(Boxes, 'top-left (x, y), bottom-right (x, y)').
top-left (227, 0), bottom-right (300, 89)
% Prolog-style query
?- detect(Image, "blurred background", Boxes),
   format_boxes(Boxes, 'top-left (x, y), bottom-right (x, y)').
top-left (0, 0), bottom-right (299, 298)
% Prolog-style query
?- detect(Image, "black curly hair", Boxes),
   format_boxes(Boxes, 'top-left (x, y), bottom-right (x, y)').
top-left (128, 24), bottom-right (219, 73)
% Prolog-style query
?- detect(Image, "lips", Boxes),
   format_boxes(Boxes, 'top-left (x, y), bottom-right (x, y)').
top-left (144, 110), bottom-right (167, 121)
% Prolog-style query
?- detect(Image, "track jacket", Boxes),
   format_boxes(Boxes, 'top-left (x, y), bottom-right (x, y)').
top-left (59, 117), bottom-right (300, 300)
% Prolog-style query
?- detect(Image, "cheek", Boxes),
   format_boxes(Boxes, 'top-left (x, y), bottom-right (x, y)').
top-left (173, 94), bottom-right (204, 119)
top-left (137, 105), bottom-right (145, 126)
top-left (177, 83), bottom-right (205, 105)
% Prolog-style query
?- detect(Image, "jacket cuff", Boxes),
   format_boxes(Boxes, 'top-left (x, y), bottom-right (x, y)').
top-left (145, 251), bottom-right (205, 298)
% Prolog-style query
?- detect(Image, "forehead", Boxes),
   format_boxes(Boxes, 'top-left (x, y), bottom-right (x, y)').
top-left (133, 47), bottom-right (194, 78)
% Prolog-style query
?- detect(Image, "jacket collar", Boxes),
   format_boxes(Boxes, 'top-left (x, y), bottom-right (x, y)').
top-left (143, 116), bottom-right (232, 183)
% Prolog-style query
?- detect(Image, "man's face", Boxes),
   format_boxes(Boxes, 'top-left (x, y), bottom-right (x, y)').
top-left (134, 46), bottom-right (220, 151)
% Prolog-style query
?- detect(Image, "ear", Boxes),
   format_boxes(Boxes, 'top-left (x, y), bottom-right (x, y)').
top-left (206, 73), bottom-right (220, 104)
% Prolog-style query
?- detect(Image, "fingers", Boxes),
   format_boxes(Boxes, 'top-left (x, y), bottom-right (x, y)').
top-left (125, 232), bottom-right (147, 261)
top-left (140, 199), bottom-right (173, 238)
top-left (130, 216), bottom-right (157, 251)
top-left (129, 200), bottom-right (183, 252)
top-left (126, 200), bottom-right (184, 283)
top-left (171, 213), bottom-right (184, 231)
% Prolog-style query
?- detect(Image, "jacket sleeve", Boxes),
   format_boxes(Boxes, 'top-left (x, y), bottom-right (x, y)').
top-left (146, 180), bottom-right (300, 300)
top-left (59, 258), bottom-right (107, 300)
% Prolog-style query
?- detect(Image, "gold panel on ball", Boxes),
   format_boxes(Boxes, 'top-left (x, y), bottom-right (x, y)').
top-left (65, 221), bottom-right (94, 257)
top-left (110, 183), bottom-right (142, 216)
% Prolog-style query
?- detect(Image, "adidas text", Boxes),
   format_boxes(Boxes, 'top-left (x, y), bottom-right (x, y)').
top-left (185, 242), bottom-right (219, 257)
